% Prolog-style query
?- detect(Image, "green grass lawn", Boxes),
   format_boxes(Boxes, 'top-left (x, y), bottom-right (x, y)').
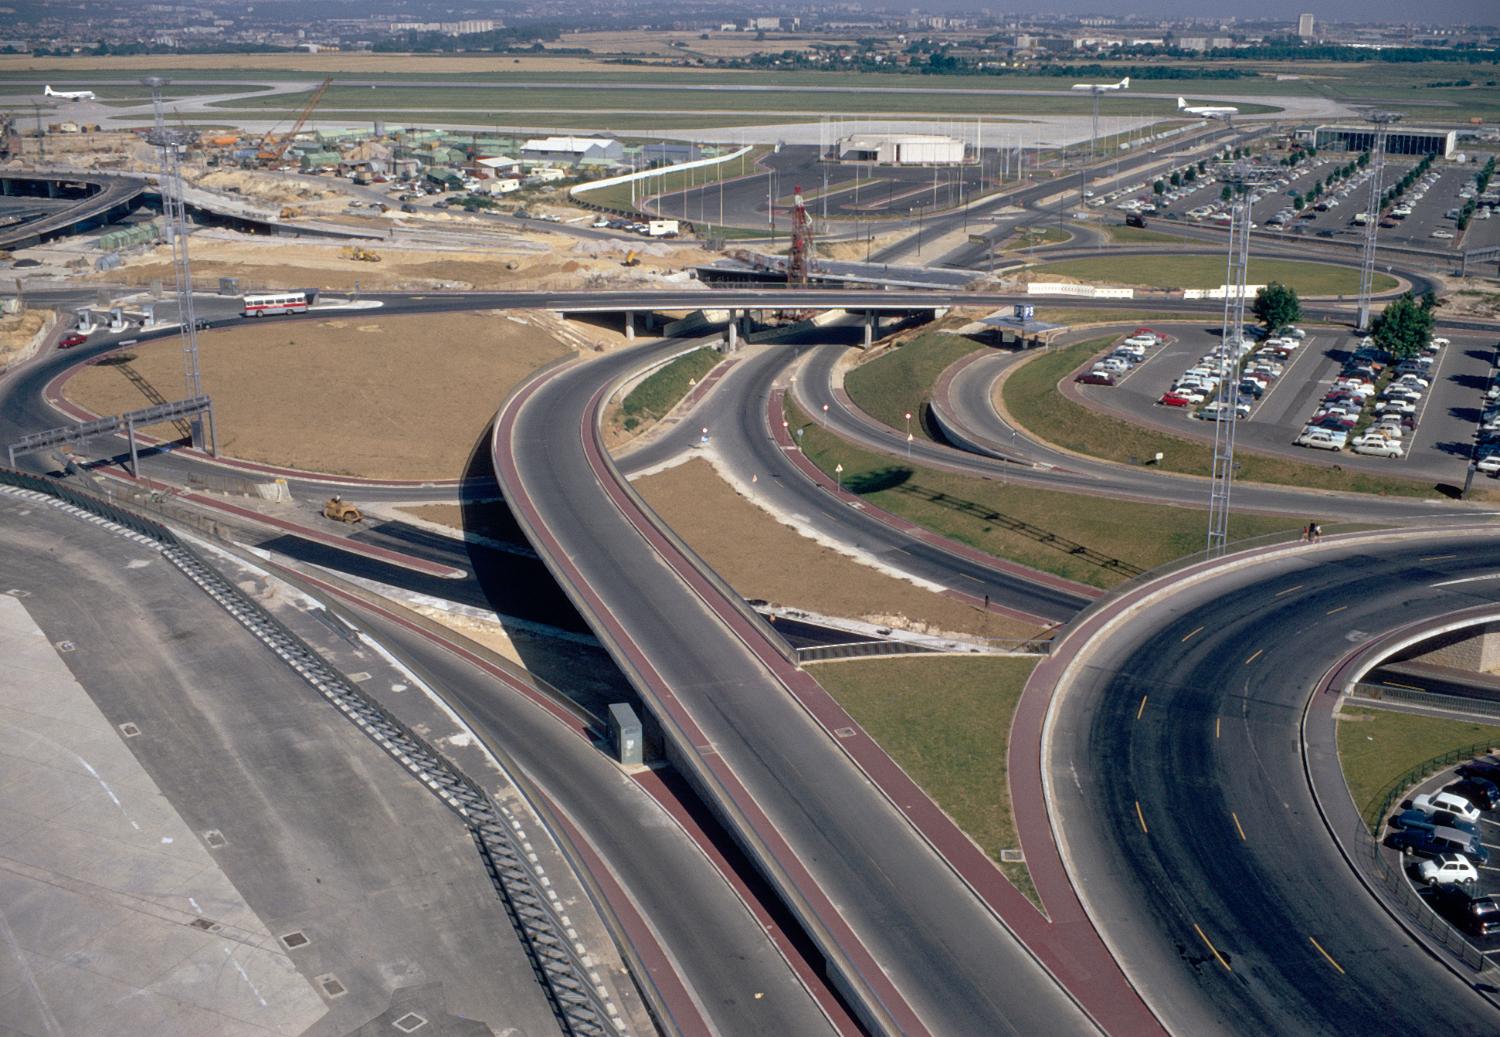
top-left (1104, 225), bottom-right (1195, 245)
top-left (1008, 226), bottom-right (1073, 249)
top-left (620, 346), bottom-right (722, 429)
top-left (578, 145), bottom-right (771, 213)
top-left (812, 655), bottom-right (1040, 905)
top-left (1031, 255), bottom-right (1397, 296)
top-left (845, 329), bottom-right (985, 443)
top-left (1338, 706), bottom-right (1500, 833)
top-left (1002, 337), bottom-right (1437, 497)
top-left (786, 398), bottom-right (1300, 588)
top-left (211, 82), bottom-right (1260, 119)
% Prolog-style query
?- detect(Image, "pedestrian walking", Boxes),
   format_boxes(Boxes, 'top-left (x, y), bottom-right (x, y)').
top-left (1311, 523), bottom-right (1323, 543)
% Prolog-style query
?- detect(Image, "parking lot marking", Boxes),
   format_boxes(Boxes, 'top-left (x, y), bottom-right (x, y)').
top-left (1326, 605), bottom-right (1348, 615)
top-left (1193, 924), bottom-right (1232, 972)
top-left (1136, 695), bottom-right (1148, 720)
top-left (1483, 842), bottom-right (1500, 851)
top-left (1182, 625), bottom-right (1204, 643)
top-left (1232, 811), bottom-right (1247, 841)
top-left (1244, 649), bottom-right (1263, 665)
top-left (1480, 865), bottom-right (1500, 874)
top-left (1135, 800), bottom-right (1149, 834)
top-left (1308, 936), bottom-right (1345, 976)
top-left (1215, 716), bottom-right (1221, 739)
top-left (1274, 584), bottom-right (1304, 598)
top-left (1420, 554), bottom-right (1458, 562)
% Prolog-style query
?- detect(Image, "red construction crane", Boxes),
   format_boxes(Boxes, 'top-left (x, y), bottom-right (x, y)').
top-left (256, 77), bottom-right (333, 164)
top-left (787, 184), bottom-right (814, 287)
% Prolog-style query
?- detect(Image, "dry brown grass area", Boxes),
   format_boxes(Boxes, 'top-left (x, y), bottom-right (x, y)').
top-left (634, 459), bottom-right (1044, 641)
top-left (98, 235), bottom-right (713, 293)
top-left (63, 311), bottom-right (571, 480)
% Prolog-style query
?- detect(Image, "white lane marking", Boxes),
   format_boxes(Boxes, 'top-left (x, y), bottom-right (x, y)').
top-left (224, 947), bottom-right (269, 1007)
top-left (1432, 573), bottom-right (1500, 588)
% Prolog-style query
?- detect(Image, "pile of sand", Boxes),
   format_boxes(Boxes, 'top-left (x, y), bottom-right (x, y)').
top-left (0, 308), bottom-right (54, 366)
top-left (63, 310), bottom-right (573, 480)
top-left (197, 169), bottom-right (340, 206)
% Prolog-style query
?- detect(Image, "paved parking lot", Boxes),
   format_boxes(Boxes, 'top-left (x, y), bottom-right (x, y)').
top-left (1383, 762), bottom-right (1500, 960)
top-left (1074, 321), bottom-right (1497, 486)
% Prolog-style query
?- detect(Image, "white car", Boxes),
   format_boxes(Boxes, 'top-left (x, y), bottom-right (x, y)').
top-left (1297, 428), bottom-right (1344, 451)
top-left (1353, 435), bottom-right (1404, 458)
top-left (1414, 791), bottom-right (1482, 824)
top-left (1376, 398), bottom-right (1418, 415)
top-left (1478, 454), bottom-right (1500, 475)
top-left (1418, 853), bottom-right (1480, 888)
top-left (1432, 230), bottom-right (1455, 240)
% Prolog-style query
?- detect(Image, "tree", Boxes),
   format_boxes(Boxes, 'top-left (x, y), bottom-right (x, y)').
top-left (1221, 184), bottom-right (1233, 202)
top-left (1197, 160), bottom-right (1207, 173)
top-left (1253, 282), bottom-right (1302, 330)
top-left (1153, 179), bottom-right (1166, 195)
top-left (1371, 292), bottom-right (1435, 359)
top-left (1170, 170), bottom-right (1182, 187)
top-left (1185, 167), bottom-right (1197, 182)
top-left (1293, 194), bottom-right (1305, 210)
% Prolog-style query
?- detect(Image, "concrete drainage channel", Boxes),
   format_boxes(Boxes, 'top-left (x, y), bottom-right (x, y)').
top-left (0, 470), bottom-right (622, 1037)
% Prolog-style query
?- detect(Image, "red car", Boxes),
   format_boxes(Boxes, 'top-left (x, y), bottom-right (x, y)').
top-left (1158, 392), bottom-right (1192, 407)
top-left (57, 333), bottom-right (87, 349)
top-left (1075, 371), bottom-right (1116, 386)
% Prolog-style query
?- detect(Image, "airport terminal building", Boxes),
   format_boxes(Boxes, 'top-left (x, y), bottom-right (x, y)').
top-left (1311, 125), bottom-right (1456, 158)
top-left (837, 133), bottom-right (967, 165)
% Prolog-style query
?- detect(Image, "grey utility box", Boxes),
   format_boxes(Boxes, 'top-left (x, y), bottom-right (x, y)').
top-left (607, 703), bottom-right (643, 767)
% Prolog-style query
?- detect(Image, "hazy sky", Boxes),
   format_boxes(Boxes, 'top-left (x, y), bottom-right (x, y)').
top-left (979, 1), bottom-right (1494, 25)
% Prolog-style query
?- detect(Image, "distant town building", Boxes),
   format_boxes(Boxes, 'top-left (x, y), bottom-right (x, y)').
top-left (1176, 36), bottom-right (1233, 51)
top-left (389, 19), bottom-right (498, 35)
top-left (1297, 13), bottom-right (1316, 39)
top-left (520, 136), bottom-right (623, 165)
top-left (838, 133), bottom-right (966, 166)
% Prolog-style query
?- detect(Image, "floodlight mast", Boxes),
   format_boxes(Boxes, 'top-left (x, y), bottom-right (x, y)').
top-left (142, 76), bottom-right (205, 409)
top-left (1357, 112), bottom-right (1401, 332)
top-left (1207, 165), bottom-right (1253, 558)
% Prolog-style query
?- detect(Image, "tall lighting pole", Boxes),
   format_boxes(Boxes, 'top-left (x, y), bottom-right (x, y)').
top-left (143, 76), bottom-right (208, 438)
top-left (1357, 112), bottom-right (1401, 332)
top-left (1207, 167), bottom-right (1253, 557)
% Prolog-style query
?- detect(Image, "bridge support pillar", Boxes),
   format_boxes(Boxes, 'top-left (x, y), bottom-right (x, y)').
top-left (625, 310), bottom-right (635, 342)
top-left (45, 180), bottom-right (57, 199)
top-left (125, 416), bottom-right (139, 477)
top-left (862, 311), bottom-right (878, 349)
top-left (725, 309), bottom-right (737, 352)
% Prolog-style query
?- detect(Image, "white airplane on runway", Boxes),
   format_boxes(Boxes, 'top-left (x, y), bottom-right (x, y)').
top-left (44, 84), bottom-right (95, 101)
top-left (1177, 96), bottom-right (1238, 120)
top-left (1071, 77), bottom-right (1130, 92)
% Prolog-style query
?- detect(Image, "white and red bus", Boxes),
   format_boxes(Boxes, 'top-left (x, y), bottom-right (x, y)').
top-left (241, 291), bottom-right (309, 317)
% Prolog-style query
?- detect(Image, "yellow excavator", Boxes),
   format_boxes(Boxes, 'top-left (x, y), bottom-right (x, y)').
top-left (622, 249), bottom-right (640, 267)
top-left (322, 496), bottom-right (363, 524)
top-left (339, 245), bottom-right (382, 262)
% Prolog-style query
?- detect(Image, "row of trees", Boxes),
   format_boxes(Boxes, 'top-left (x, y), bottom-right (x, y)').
top-left (1251, 285), bottom-right (1441, 364)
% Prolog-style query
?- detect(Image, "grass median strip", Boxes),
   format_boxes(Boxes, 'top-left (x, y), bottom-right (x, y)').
top-left (1338, 705), bottom-right (1500, 833)
top-left (846, 328), bottom-right (986, 443)
top-left (787, 398), bottom-right (1299, 588)
top-left (1003, 337), bottom-right (1438, 498)
top-left (1029, 255), bottom-right (1395, 296)
top-left (810, 655), bottom-right (1041, 906)
top-left (617, 346), bottom-right (723, 433)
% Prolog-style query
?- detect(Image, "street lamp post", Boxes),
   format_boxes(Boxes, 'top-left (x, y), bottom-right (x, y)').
top-left (835, 463), bottom-right (844, 494)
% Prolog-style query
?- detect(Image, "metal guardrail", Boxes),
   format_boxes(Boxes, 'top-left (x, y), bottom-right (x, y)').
top-left (1353, 680), bottom-right (1500, 721)
top-left (1364, 738), bottom-right (1500, 837)
top-left (0, 467), bottom-right (618, 1037)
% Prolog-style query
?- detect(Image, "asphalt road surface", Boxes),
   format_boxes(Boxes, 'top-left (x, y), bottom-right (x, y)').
top-left (1048, 535), bottom-right (1500, 1036)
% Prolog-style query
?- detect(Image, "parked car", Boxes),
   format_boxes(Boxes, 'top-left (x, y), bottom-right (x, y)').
top-left (1447, 777), bottom-right (1500, 811)
top-left (1391, 808), bottom-right (1479, 837)
top-left (57, 333), bottom-right (86, 349)
top-left (1158, 391), bottom-right (1194, 408)
top-left (1075, 371), bottom-right (1116, 386)
top-left (1427, 885), bottom-right (1500, 937)
top-left (1297, 428), bottom-right (1345, 451)
top-left (1353, 435), bottom-right (1404, 458)
top-left (1417, 853), bottom-right (1481, 887)
top-left (1413, 790), bottom-right (1482, 824)
top-left (1478, 454), bottom-right (1500, 476)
